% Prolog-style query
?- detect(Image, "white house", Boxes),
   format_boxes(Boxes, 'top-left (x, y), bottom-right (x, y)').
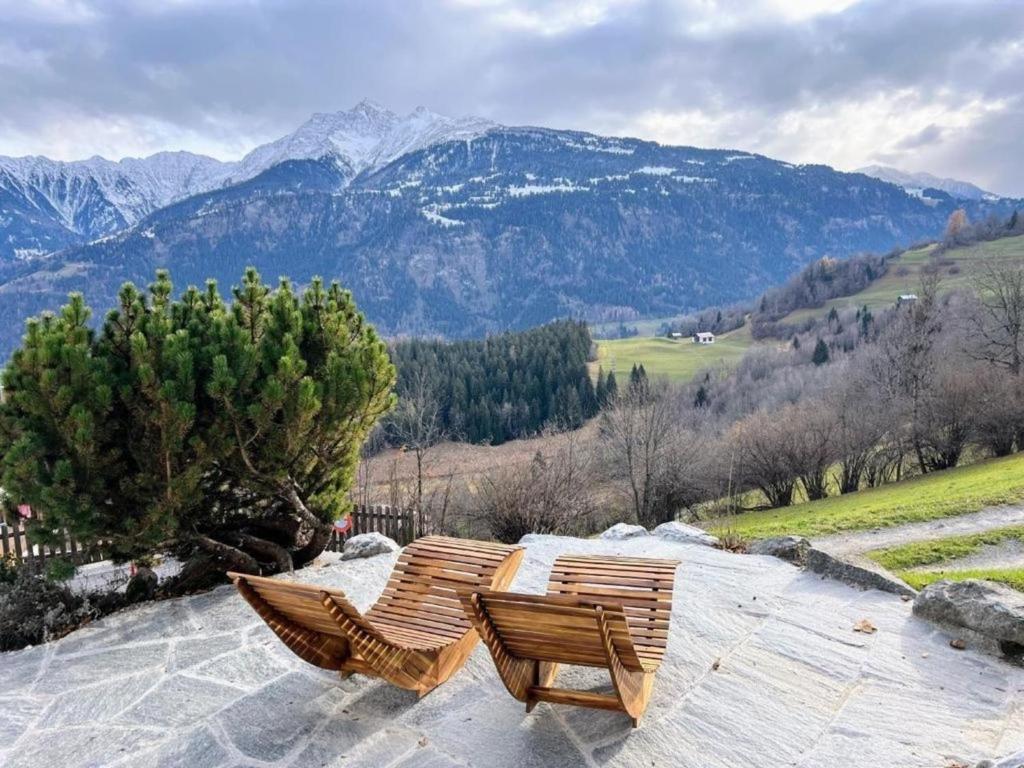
top-left (694, 332), bottom-right (715, 345)
top-left (897, 294), bottom-right (918, 307)
top-left (669, 331), bottom-right (684, 339)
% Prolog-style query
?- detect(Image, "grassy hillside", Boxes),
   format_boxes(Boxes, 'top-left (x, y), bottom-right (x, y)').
top-left (592, 324), bottom-right (756, 383)
top-left (705, 452), bottom-right (1024, 539)
top-left (783, 234), bottom-right (1024, 324)
top-left (592, 235), bottom-right (1024, 383)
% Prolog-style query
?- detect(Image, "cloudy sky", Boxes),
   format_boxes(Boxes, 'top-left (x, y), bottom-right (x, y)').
top-left (1, 0), bottom-right (1022, 195)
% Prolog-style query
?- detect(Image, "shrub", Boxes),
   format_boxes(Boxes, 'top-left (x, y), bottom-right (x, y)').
top-left (0, 564), bottom-right (94, 650)
top-left (0, 268), bottom-right (395, 587)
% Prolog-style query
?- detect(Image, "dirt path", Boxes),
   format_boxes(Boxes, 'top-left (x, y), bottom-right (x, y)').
top-left (812, 504), bottom-right (1024, 557)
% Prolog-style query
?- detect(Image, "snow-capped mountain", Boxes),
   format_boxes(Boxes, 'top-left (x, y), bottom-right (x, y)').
top-left (0, 103), bottom-right (1020, 359)
top-left (0, 101), bottom-right (496, 260)
top-left (1, 122), bottom-right (1019, 361)
top-left (856, 165), bottom-right (998, 201)
top-left (226, 100), bottom-right (496, 184)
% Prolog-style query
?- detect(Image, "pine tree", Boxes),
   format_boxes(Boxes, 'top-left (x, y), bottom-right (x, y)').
top-left (595, 367), bottom-right (608, 407)
top-left (792, 335), bottom-right (801, 349)
top-left (605, 371), bottom-right (619, 401)
top-left (812, 338), bottom-right (830, 366)
top-left (694, 384), bottom-right (709, 408)
top-left (0, 268), bottom-right (395, 585)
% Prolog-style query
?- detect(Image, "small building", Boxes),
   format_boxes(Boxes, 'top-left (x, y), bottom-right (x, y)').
top-left (897, 294), bottom-right (918, 307)
top-left (669, 331), bottom-right (683, 339)
top-left (693, 332), bottom-right (715, 345)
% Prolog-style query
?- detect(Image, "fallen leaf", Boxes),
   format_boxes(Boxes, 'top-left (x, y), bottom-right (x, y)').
top-left (950, 638), bottom-right (967, 650)
top-left (711, 658), bottom-right (721, 671)
top-left (418, 737), bottom-right (429, 748)
top-left (853, 618), bottom-right (877, 634)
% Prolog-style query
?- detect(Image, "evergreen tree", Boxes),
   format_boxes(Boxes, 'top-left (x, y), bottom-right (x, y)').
top-left (792, 336), bottom-right (800, 350)
top-left (812, 338), bottom-right (830, 366)
top-left (605, 370), bottom-right (619, 402)
top-left (1008, 210), bottom-right (1018, 231)
top-left (694, 384), bottom-right (709, 408)
top-left (595, 367), bottom-right (608, 406)
top-left (387, 320), bottom-right (597, 444)
top-left (0, 268), bottom-right (395, 585)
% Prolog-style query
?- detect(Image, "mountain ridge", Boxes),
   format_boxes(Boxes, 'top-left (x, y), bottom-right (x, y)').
top-left (0, 101), bottom-right (498, 261)
top-left (0, 104), bottom-right (1019, 360)
top-left (855, 164), bottom-right (997, 201)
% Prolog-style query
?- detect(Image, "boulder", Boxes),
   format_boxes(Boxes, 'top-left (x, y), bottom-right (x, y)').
top-left (976, 750), bottom-right (1024, 768)
top-left (914, 580), bottom-right (1024, 659)
top-left (599, 523), bottom-right (649, 540)
top-left (340, 533), bottom-right (399, 561)
top-left (652, 521), bottom-right (719, 547)
top-left (747, 536), bottom-right (811, 565)
top-left (125, 566), bottom-right (159, 604)
top-left (805, 548), bottom-right (916, 598)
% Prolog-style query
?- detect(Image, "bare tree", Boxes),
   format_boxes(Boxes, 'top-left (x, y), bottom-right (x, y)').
top-left (966, 260), bottom-right (1024, 376)
top-left (728, 408), bottom-right (802, 508)
top-left (825, 360), bottom-right (892, 493)
top-left (387, 369), bottom-right (447, 533)
top-left (599, 384), bottom-right (707, 526)
top-left (868, 274), bottom-right (946, 473)
top-left (787, 402), bottom-right (838, 501)
top-left (915, 358), bottom-right (979, 471)
top-left (972, 365), bottom-right (1024, 457)
top-left (474, 429), bottom-right (600, 543)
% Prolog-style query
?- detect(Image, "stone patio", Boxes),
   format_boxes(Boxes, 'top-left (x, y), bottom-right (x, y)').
top-left (1, 533), bottom-right (1021, 768)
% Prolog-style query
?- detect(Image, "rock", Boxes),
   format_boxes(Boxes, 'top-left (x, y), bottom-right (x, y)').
top-left (805, 548), bottom-right (917, 598)
top-left (599, 523), bottom-right (649, 540)
top-left (977, 750), bottom-right (1024, 768)
top-left (652, 521), bottom-right (719, 547)
top-left (341, 532), bottom-right (400, 561)
top-left (125, 566), bottom-right (158, 604)
top-left (747, 536), bottom-right (811, 565)
top-left (914, 580), bottom-right (1024, 659)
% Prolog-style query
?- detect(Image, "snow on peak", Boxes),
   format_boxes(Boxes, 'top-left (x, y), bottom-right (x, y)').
top-left (855, 164), bottom-right (996, 201)
top-left (230, 101), bottom-right (497, 183)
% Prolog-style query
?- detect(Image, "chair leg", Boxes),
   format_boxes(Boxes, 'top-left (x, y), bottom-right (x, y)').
top-left (537, 661), bottom-right (559, 688)
top-left (595, 608), bottom-right (655, 725)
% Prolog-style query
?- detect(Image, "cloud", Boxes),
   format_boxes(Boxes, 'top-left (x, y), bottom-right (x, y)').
top-left (0, 0), bottom-right (1021, 194)
top-left (895, 124), bottom-right (945, 151)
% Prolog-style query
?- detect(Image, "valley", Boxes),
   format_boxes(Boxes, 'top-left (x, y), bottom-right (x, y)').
top-left (595, 233), bottom-right (1024, 384)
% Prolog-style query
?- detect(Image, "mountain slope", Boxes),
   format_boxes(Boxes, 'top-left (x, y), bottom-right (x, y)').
top-left (1, 125), bottom-right (1018, 360)
top-left (856, 164), bottom-right (997, 201)
top-left (0, 101), bottom-right (495, 262)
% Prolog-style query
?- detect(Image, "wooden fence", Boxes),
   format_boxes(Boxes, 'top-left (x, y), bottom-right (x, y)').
top-left (326, 504), bottom-right (418, 551)
top-left (0, 504), bottom-right (418, 567)
top-left (0, 517), bottom-right (107, 568)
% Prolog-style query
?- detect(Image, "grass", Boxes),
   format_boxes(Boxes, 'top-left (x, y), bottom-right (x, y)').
top-left (704, 452), bottom-right (1024, 540)
top-left (592, 324), bottom-right (757, 383)
top-left (866, 526), bottom-right (1024, 571)
top-left (898, 568), bottom-right (1024, 593)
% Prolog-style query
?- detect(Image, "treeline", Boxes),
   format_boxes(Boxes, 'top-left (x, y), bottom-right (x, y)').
top-left (388, 320), bottom-right (599, 445)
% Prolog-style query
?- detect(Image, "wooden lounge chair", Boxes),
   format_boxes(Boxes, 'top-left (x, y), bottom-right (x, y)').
top-left (228, 536), bottom-right (524, 696)
top-left (460, 553), bottom-right (680, 726)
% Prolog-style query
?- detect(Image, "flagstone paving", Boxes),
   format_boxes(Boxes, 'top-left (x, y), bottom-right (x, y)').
top-left (1, 533), bottom-right (1021, 768)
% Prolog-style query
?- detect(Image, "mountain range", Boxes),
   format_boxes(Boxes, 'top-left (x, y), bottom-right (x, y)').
top-left (855, 164), bottom-right (998, 202)
top-left (0, 100), bottom-right (1018, 359)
